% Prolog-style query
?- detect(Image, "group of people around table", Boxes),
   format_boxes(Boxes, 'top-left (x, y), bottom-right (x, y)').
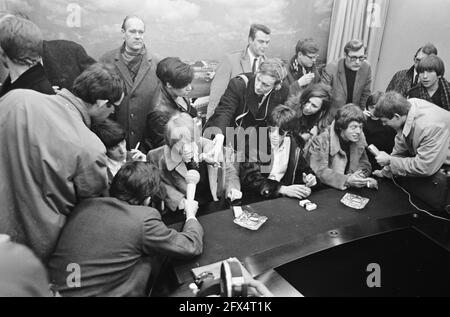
top-left (0, 14), bottom-right (449, 297)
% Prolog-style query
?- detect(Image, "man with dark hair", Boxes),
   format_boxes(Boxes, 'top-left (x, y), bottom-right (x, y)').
top-left (100, 15), bottom-right (160, 150)
top-left (206, 23), bottom-right (271, 119)
top-left (284, 38), bottom-right (321, 96)
top-left (42, 40), bottom-right (96, 91)
top-left (322, 39), bottom-right (372, 115)
top-left (407, 55), bottom-right (450, 110)
top-left (48, 162), bottom-right (203, 297)
top-left (92, 119), bottom-right (146, 183)
top-left (386, 43), bottom-right (438, 97)
top-left (143, 57), bottom-right (197, 150)
top-left (307, 104), bottom-right (375, 190)
top-left (0, 62), bottom-right (124, 260)
top-left (0, 15), bottom-right (53, 97)
top-left (373, 91), bottom-right (450, 178)
top-left (240, 105), bottom-right (319, 200)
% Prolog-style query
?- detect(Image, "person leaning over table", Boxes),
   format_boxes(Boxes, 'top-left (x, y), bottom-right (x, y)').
top-left (48, 162), bottom-right (203, 297)
top-left (306, 104), bottom-right (378, 190)
top-left (240, 105), bottom-right (319, 200)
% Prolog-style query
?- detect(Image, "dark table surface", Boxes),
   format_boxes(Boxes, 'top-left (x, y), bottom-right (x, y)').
top-left (166, 179), bottom-right (442, 286)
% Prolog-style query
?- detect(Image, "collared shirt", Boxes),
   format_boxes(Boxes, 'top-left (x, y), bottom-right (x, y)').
top-left (269, 137), bottom-right (291, 182)
top-left (107, 157), bottom-right (126, 177)
top-left (247, 49), bottom-right (262, 73)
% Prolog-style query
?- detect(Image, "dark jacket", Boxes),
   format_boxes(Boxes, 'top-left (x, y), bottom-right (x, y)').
top-left (322, 59), bottom-right (372, 114)
top-left (386, 65), bottom-right (415, 97)
top-left (284, 56), bottom-right (321, 97)
top-left (205, 73), bottom-right (289, 137)
top-left (0, 64), bottom-right (54, 97)
top-left (48, 198), bottom-right (203, 297)
top-left (240, 135), bottom-right (318, 198)
top-left (42, 40), bottom-right (96, 91)
top-left (100, 46), bottom-right (160, 149)
top-left (407, 77), bottom-right (450, 111)
top-left (143, 86), bottom-right (197, 151)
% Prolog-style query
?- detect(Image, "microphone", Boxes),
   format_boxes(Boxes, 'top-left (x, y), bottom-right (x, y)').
top-left (183, 141), bottom-right (200, 200)
top-left (186, 169), bottom-right (201, 201)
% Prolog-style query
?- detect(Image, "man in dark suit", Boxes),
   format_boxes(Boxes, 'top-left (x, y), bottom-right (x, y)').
top-left (322, 39), bottom-right (372, 116)
top-left (101, 15), bottom-right (160, 150)
top-left (48, 162), bottom-right (203, 297)
top-left (0, 15), bottom-right (53, 97)
top-left (386, 43), bottom-right (437, 97)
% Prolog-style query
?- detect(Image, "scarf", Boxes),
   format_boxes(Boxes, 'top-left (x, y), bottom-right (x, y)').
top-left (121, 44), bottom-right (146, 81)
top-left (416, 77), bottom-right (450, 111)
top-left (289, 56), bottom-right (313, 81)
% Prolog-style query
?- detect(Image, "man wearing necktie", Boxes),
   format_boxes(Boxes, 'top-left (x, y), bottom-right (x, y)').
top-left (386, 43), bottom-right (438, 97)
top-left (207, 24), bottom-right (271, 119)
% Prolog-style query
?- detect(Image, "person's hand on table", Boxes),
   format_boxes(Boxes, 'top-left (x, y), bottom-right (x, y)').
top-left (227, 188), bottom-right (242, 202)
top-left (375, 151), bottom-right (391, 167)
top-left (246, 279), bottom-right (274, 297)
top-left (303, 173), bottom-right (317, 188)
top-left (279, 185), bottom-right (311, 199)
top-left (346, 173), bottom-right (370, 188)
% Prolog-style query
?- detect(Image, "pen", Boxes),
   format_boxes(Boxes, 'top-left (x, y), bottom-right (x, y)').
top-left (134, 142), bottom-right (141, 151)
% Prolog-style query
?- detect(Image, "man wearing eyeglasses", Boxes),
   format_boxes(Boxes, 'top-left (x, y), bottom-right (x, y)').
top-left (322, 39), bottom-right (372, 116)
top-left (285, 38), bottom-right (322, 96)
top-left (386, 43), bottom-right (438, 97)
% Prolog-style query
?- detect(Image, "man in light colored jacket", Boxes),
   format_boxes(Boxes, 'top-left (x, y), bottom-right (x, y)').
top-left (373, 92), bottom-right (450, 178)
top-left (0, 63), bottom-right (124, 260)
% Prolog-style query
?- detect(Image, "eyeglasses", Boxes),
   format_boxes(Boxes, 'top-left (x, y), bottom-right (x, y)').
top-left (347, 54), bottom-right (366, 62)
top-left (305, 53), bottom-right (319, 61)
top-left (106, 99), bottom-right (121, 108)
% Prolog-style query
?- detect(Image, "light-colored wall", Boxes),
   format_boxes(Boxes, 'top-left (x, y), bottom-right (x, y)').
top-left (374, 0), bottom-right (450, 92)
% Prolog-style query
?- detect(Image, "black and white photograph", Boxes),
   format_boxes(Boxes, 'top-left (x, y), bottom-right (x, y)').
top-left (0, 0), bottom-right (449, 302)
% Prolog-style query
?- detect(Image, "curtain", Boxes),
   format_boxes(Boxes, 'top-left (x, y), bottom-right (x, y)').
top-left (327, 0), bottom-right (390, 88)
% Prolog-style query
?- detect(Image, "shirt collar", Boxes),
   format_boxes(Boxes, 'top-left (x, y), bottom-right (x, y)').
top-left (247, 48), bottom-right (259, 64)
top-left (402, 101), bottom-right (417, 138)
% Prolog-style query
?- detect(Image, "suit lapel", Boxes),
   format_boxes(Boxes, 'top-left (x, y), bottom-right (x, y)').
top-left (131, 57), bottom-right (151, 95)
top-left (240, 49), bottom-right (251, 73)
top-left (337, 60), bottom-right (348, 101)
top-left (115, 55), bottom-right (134, 88)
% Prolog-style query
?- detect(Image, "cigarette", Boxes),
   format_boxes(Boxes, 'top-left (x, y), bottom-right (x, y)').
top-left (134, 142), bottom-right (141, 151)
top-left (367, 181), bottom-right (370, 188)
